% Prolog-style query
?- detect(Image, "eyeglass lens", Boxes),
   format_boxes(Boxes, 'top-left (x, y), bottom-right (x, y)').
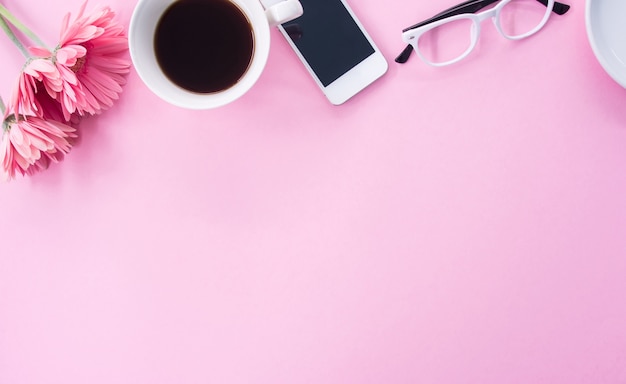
top-left (418, 18), bottom-right (475, 65)
top-left (498, 0), bottom-right (551, 37)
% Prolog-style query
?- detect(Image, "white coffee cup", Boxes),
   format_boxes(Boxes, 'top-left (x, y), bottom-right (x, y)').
top-left (129, 0), bottom-right (303, 109)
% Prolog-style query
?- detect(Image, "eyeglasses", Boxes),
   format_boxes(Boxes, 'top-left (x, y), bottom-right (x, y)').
top-left (395, 0), bottom-right (571, 66)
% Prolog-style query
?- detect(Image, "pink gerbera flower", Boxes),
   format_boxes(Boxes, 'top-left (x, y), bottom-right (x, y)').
top-left (15, 3), bottom-right (130, 121)
top-left (1, 111), bottom-right (77, 181)
top-left (50, 2), bottom-right (130, 119)
top-left (13, 56), bottom-right (63, 118)
top-left (12, 50), bottom-right (83, 125)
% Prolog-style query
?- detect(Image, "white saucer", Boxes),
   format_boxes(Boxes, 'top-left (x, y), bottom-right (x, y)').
top-left (586, 0), bottom-right (626, 87)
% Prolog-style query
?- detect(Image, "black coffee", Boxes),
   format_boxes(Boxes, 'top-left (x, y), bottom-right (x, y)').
top-left (154, 0), bottom-right (254, 93)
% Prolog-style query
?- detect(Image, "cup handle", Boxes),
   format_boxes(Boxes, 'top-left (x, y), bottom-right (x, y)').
top-left (264, 0), bottom-right (303, 27)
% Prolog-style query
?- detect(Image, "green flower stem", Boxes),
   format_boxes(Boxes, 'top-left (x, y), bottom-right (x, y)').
top-left (0, 4), bottom-right (46, 48)
top-left (0, 95), bottom-right (5, 115)
top-left (0, 15), bottom-right (29, 57)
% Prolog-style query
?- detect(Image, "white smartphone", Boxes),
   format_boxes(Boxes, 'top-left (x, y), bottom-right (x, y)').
top-left (271, 0), bottom-right (388, 105)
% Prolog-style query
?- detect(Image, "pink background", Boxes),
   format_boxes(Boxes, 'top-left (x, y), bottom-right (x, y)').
top-left (2, 0), bottom-right (626, 383)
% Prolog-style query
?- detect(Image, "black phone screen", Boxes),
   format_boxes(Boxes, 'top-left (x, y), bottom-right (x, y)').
top-left (281, 0), bottom-right (376, 87)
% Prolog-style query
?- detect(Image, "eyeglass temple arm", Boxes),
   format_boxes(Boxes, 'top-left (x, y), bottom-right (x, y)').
top-left (395, 0), bottom-right (571, 63)
top-left (537, 0), bottom-right (570, 15)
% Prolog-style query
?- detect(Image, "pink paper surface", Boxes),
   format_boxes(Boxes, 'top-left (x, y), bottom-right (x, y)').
top-left (1, 0), bottom-right (626, 383)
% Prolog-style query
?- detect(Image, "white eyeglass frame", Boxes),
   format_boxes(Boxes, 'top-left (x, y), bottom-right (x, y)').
top-left (401, 0), bottom-right (555, 67)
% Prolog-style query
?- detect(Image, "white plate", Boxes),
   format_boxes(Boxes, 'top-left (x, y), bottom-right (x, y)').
top-left (586, 0), bottom-right (626, 87)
